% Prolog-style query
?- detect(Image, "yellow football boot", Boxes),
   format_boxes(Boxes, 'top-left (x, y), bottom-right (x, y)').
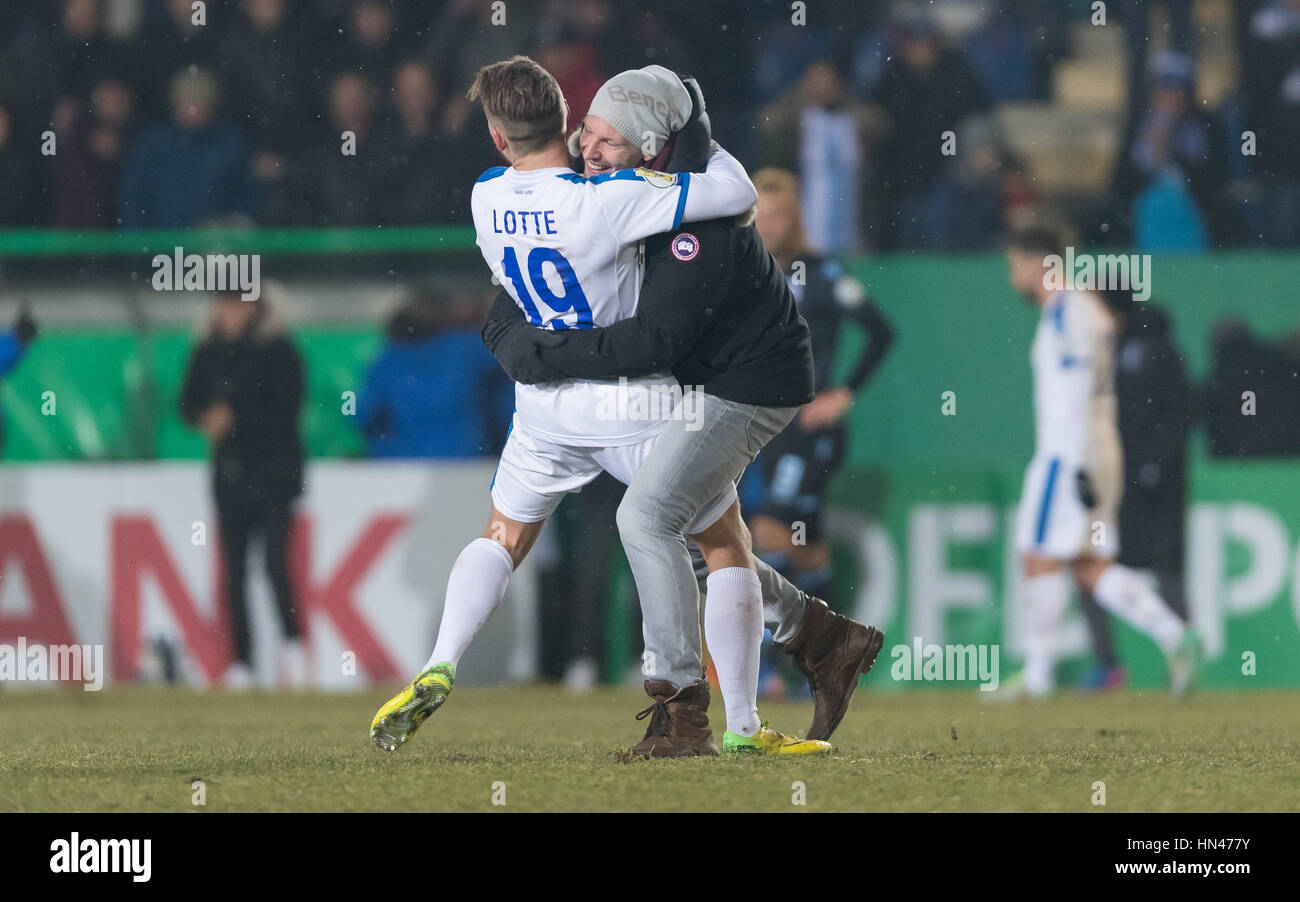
top-left (722, 721), bottom-right (832, 755)
top-left (369, 663), bottom-right (454, 752)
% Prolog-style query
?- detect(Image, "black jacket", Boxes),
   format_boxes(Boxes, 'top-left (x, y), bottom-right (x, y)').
top-left (482, 217), bottom-right (815, 408)
top-left (793, 254), bottom-right (894, 394)
top-left (1115, 304), bottom-right (1191, 570)
top-left (179, 316), bottom-right (305, 501)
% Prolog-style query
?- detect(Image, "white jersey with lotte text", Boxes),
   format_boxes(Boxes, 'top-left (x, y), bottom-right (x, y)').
top-left (470, 147), bottom-right (756, 447)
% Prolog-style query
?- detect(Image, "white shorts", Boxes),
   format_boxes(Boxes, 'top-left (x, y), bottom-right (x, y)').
top-left (1014, 454), bottom-right (1121, 560)
top-left (490, 416), bottom-right (736, 531)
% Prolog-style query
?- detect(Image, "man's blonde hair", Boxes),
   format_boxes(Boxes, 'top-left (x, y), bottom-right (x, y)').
top-left (468, 55), bottom-right (567, 156)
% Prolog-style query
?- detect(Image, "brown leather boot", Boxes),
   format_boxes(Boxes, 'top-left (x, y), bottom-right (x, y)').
top-left (627, 679), bottom-right (719, 758)
top-left (776, 596), bottom-right (885, 742)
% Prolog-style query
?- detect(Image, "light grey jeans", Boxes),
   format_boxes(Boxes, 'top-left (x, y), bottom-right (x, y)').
top-left (616, 390), bottom-right (808, 690)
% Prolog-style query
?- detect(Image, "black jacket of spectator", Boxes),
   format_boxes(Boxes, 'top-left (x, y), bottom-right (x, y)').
top-left (217, 17), bottom-right (312, 155)
top-left (1241, 3), bottom-right (1300, 181)
top-left (179, 311), bottom-right (305, 502)
top-left (871, 47), bottom-right (989, 202)
top-left (375, 119), bottom-right (476, 224)
top-left (297, 135), bottom-right (383, 226)
top-left (0, 113), bottom-right (41, 226)
top-left (1205, 319), bottom-right (1300, 456)
top-left (1115, 303), bottom-right (1192, 570)
top-left (52, 108), bottom-right (129, 228)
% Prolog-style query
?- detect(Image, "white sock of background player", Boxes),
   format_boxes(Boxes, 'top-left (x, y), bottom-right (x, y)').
top-left (1022, 570), bottom-right (1071, 695)
top-left (703, 566), bottom-right (763, 736)
top-left (1090, 563), bottom-right (1185, 654)
top-left (424, 537), bottom-right (514, 672)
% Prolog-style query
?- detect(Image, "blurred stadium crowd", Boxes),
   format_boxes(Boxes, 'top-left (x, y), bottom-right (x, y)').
top-left (0, 0), bottom-right (1298, 250)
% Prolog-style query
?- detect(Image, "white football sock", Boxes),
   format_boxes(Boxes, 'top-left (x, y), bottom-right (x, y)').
top-left (425, 537), bottom-right (514, 671)
top-left (1022, 570), bottom-right (1071, 695)
top-left (1091, 563), bottom-right (1185, 654)
top-left (704, 566), bottom-right (763, 736)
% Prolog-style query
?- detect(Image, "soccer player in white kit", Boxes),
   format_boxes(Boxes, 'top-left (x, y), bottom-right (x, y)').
top-left (999, 225), bottom-right (1201, 699)
top-left (371, 57), bottom-right (829, 755)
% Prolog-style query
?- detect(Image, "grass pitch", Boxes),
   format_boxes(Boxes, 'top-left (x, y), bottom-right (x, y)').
top-left (1, 686), bottom-right (1298, 812)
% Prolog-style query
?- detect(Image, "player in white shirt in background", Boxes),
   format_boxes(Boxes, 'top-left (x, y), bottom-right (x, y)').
top-left (996, 224), bottom-right (1201, 700)
top-left (371, 57), bottom-right (828, 755)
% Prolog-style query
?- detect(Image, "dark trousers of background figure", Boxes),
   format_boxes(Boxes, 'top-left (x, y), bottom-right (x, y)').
top-left (217, 490), bottom-right (301, 667)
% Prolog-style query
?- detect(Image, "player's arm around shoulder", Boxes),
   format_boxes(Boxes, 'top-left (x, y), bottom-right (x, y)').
top-left (590, 144), bottom-right (756, 245)
top-left (682, 142), bottom-right (758, 220)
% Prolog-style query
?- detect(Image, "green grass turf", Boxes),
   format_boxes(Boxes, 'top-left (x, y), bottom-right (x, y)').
top-left (1, 686), bottom-right (1298, 812)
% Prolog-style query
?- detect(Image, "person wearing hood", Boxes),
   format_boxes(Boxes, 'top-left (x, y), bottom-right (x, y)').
top-left (179, 292), bottom-right (306, 689)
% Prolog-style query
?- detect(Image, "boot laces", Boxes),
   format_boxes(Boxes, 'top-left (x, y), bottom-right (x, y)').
top-left (635, 699), bottom-right (672, 738)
